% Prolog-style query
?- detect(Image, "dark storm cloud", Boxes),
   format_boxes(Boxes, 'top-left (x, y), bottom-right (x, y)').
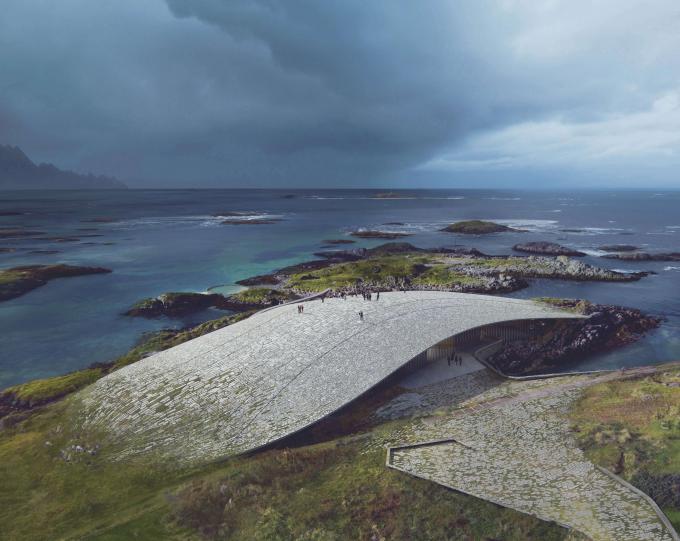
top-left (1, 0), bottom-right (679, 187)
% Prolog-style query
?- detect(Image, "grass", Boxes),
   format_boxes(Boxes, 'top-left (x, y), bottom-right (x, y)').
top-left (285, 254), bottom-right (486, 292)
top-left (286, 254), bottom-right (429, 291)
top-left (168, 441), bottom-right (569, 541)
top-left (569, 364), bottom-right (680, 530)
top-left (1, 368), bottom-right (104, 408)
top-left (412, 266), bottom-right (483, 287)
top-left (0, 400), bottom-right (199, 541)
top-left (0, 392), bottom-right (574, 541)
top-left (228, 287), bottom-right (295, 305)
top-left (0, 269), bottom-right (22, 284)
top-left (441, 220), bottom-right (513, 234)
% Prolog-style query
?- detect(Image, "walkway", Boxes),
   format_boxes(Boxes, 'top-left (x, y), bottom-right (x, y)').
top-left (384, 369), bottom-right (676, 541)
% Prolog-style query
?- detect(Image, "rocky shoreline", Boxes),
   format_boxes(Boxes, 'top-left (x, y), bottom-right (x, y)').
top-left (513, 241), bottom-right (586, 257)
top-left (350, 230), bottom-right (411, 239)
top-left (0, 264), bottom-right (112, 302)
top-left (125, 288), bottom-right (299, 318)
top-left (487, 299), bottom-right (661, 375)
top-left (602, 251), bottom-right (680, 262)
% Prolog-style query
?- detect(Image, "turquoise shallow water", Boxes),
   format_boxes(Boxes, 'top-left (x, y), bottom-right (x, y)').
top-left (1, 188), bottom-right (679, 387)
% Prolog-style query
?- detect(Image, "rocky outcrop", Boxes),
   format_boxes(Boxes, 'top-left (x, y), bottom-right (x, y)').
top-left (602, 252), bottom-right (680, 262)
top-left (513, 241), bottom-right (585, 257)
top-left (448, 255), bottom-right (646, 283)
top-left (487, 300), bottom-right (661, 375)
top-left (350, 230), bottom-right (411, 239)
top-left (599, 244), bottom-right (639, 252)
top-left (441, 220), bottom-right (519, 234)
top-left (235, 274), bottom-right (281, 286)
top-left (322, 239), bottom-right (355, 245)
top-left (221, 219), bottom-right (282, 225)
top-left (0, 264), bottom-right (112, 302)
top-left (125, 292), bottom-right (226, 317)
top-left (126, 288), bottom-right (299, 318)
top-left (0, 228), bottom-right (45, 238)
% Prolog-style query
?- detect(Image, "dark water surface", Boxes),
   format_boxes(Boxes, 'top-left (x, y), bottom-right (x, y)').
top-left (1, 189), bottom-right (679, 387)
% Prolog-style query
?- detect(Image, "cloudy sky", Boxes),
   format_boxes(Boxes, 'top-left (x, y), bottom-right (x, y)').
top-left (1, 0), bottom-right (679, 188)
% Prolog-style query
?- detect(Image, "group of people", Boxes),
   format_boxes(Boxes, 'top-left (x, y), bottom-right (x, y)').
top-left (296, 288), bottom-right (384, 320)
top-left (447, 352), bottom-right (463, 367)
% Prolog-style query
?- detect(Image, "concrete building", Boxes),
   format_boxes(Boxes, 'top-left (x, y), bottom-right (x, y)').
top-left (75, 291), bottom-right (584, 463)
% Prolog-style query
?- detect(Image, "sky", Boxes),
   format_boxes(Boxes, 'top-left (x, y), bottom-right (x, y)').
top-left (1, 0), bottom-right (679, 189)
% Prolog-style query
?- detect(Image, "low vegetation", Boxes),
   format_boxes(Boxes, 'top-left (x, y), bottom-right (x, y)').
top-left (0, 264), bottom-right (111, 301)
top-left (440, 220), bottom-right (517, 234)
top-left (0, 398), bottom-right (571, 541)
top-left (227, 287), bottom-right (296, 305)
top-left (286, 254), bottom-right (443, 291)
top-left (570, 364), bottom-right (680, 529)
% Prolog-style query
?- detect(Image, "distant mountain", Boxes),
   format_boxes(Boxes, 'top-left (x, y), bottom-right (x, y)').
top-left (0, 145), bottom-right (126, 189)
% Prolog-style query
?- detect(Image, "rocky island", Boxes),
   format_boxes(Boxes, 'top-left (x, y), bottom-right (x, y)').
top-left (0, 264), bottom-right (112, 302)
top-left (513, 241), bottom-right (586, 257)
top-left (440, 220), bottom-right (520, 234)
top-left (350, 230), bottom-right (411, 239)
top-left (0, 228), bottom-right (46, 239)
top-left (221, 218), bottom-right (282, 225)
top-left (231, 242), bottom-right (647, 299)
top-left (125, 287), bottom-right (299, 318)
top-left (322, 238), bottom-right (356, 245)
top-left (602, 251), bottom-right (680, 262)
top-left (599, 244), bottom-right (639, 252)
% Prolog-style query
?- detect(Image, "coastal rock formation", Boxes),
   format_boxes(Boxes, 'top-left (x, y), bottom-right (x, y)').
top-left (447, 255), bottom-right (646, 283)
top-left (599, 244), bottom-right (639, 252)
top-left (0, 264), bottom-right (112, 302)
top-left (221, 218), bottom-right (282, 225)
top-left (125, 292), bottom-right (226, 317)
top-left (235, 273), bottom-right (281, 286)
top-left (322, 239), bottom-right (355, 244)
top-left (235, 243), bottom-right (648, 301)
top-left (487, 299), bottom-right (661, 375)
top-left (126, 288), bottom-right (299, 318)
top-left (212, 211), bottom-right (261, 217)
top-left (441, 220), bottom-right (519, 234)
top-left (0, 228), bottom-right (46, 239)
top-left (350, 230), bottom-right (411, 239)
top-left (513, 241), bottom-right (585, 257)
top-left (602, 251), bottom-right (680, 261)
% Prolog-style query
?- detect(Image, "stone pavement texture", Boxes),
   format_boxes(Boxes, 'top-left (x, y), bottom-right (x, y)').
top-left (384, 371), bottom-right (676, 541)
top-left (73, 291), bottom-right (581, 463)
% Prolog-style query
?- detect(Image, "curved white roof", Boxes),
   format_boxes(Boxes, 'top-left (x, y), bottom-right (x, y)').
top-left (75, 291), bottom-right (583, 463)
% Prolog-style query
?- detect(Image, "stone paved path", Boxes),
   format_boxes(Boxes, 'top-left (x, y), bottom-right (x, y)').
top-left (383, 369), bottom-right (676, 541)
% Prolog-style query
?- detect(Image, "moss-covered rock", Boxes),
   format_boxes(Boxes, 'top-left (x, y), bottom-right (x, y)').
top-left (441, 220), bottom-right (518, 234)
top-left (226, 287), bottom-right (298, 306)
top-left (125, 291), bottom-right (225, 317)
top-left (350, 230), bottom-right (411, 239)
top-left (0, 264), bottom-right (112, 302)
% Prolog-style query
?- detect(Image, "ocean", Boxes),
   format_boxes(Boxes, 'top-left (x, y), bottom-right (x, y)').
top-left (1, 188), bottom-right (679, 388)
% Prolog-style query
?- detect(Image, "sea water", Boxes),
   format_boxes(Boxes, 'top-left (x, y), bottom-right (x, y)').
top-left (0, 189), bottom-right (679, 387)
